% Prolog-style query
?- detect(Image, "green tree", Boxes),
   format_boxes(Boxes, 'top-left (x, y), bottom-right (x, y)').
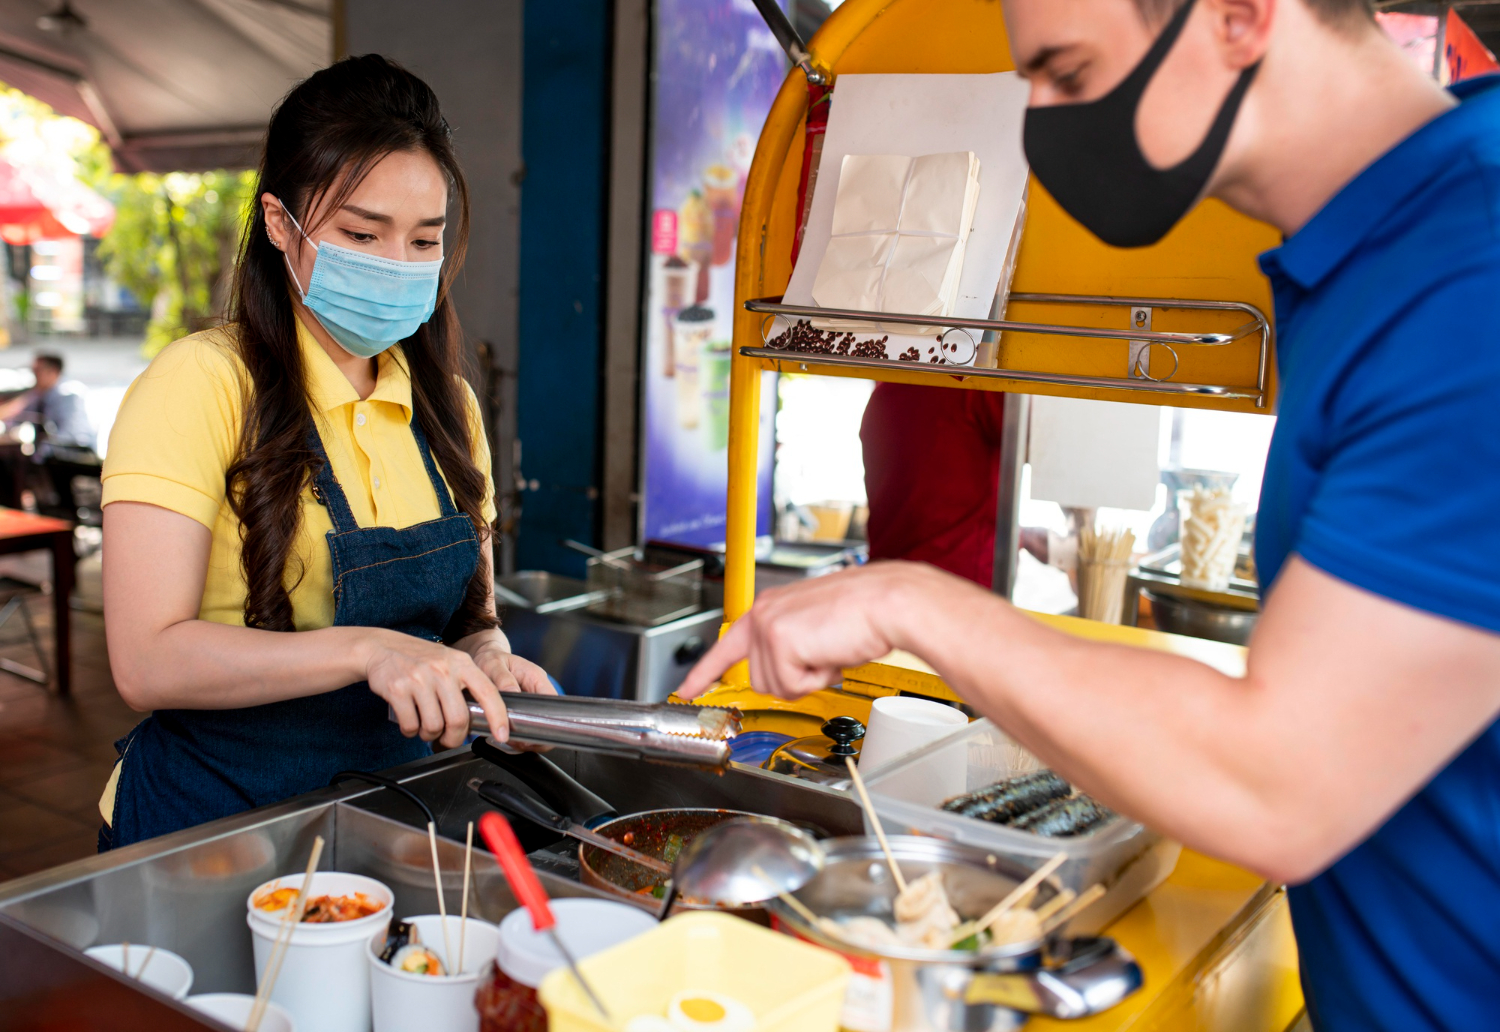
top-left (94, 170), bottom-right (257, 356)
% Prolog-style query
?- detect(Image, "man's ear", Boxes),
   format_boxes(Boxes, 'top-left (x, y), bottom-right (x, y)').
top-left (1206, 0), bottom-right (1276, 69)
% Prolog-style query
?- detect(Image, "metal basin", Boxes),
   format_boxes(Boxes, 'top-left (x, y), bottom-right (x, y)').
top-left (1146, 589), bottom-right (1258, 645)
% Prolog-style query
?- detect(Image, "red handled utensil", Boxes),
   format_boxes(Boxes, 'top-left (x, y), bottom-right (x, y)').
top-left (478, 810), bottom-right (611, 1019)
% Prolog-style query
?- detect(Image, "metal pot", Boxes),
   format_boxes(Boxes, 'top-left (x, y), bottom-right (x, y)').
top-left (767, 836), bottom-right (1142, 1032)
top-left (577, 807), bottom-right (773, 919)
top-left (1145, 590), bottom-right (1258, 645)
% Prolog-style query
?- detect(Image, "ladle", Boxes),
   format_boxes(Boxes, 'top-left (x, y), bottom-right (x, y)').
top-left (670, 817), bottom-right (826, 907)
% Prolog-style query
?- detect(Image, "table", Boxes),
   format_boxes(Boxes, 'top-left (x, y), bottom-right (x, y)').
top-left (0, 508), bottom-right (74, 695)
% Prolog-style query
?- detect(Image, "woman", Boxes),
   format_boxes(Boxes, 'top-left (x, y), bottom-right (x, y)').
top-left (97, 55), bottom-right (552, 850)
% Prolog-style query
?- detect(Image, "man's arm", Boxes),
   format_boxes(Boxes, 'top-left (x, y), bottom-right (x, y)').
top-left (679, 557), bottom-right (1500, 882)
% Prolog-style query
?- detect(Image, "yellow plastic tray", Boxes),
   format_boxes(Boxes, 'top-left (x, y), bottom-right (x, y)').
top-left (539, 911), bottom-right (851, 1032)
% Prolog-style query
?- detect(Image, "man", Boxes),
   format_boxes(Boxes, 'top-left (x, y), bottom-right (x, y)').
top-left (682, 1), bottom-right (1500, 1027)
top-left (0, 353), bottom-right (94, 451)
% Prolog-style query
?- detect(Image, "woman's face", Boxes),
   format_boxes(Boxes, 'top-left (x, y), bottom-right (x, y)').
top-left (262, 148), bottom-right (448, 299)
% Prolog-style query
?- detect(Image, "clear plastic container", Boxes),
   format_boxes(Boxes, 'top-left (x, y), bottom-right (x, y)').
top-left (862, 719), bottom-right (1181, 933)
top-left (539, 911), bottom-right (849, 1032)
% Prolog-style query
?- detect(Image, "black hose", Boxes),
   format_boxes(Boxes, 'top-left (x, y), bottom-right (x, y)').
top-left (329, 770), bottom-right (438, 827)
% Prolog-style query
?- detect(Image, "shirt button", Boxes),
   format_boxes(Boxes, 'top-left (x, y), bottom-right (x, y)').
top-left (355, 412), bottom-right (367, 426)
top-left (373, 476), bottom-right (381, 489)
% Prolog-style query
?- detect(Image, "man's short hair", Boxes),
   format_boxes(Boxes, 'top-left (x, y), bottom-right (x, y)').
top-left (1135, 0), bottom-right (1371, 27)
top-left (34, 354), bottom-right (63, 375)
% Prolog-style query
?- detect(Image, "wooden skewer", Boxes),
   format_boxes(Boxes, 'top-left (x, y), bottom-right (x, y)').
top-left (1041, 883), bottom-right (1106, 936)
top-left (1032, 888), bottom-right (1076, 924)
top-left (844, 757), bottom-right (907, 894)
top-left (121, 941), bottom-right (129, 980)
top-left (458, 820), bottom-right (474, 975)
top-left (248, 835), bottom-right (324, 1032)
top-left (751, 864), bottom-right (846, 941)
top-left (948, 852), bottom-right (1066, 948)
top-left (427, 821), bottom-right (455, 973)
top-left (133, 945), bottom-right (159, 981)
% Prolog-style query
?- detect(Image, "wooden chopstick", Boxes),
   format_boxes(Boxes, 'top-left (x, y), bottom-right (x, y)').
top-left (458, 820), bottom-right (474, 975)
top-left (1042, 883), bottom-right (1106, 935)
top-left (844, 757), bottom-right (907, 894)
top-left (247, 835), bottom-right (324, 1032)
top-left (427, 822), bottom-right (455, 972)
top-left (948, 852), bottom-right (1066, 948)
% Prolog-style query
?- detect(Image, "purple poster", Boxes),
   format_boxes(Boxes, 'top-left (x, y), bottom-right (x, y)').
top-left (640, 0), bottom-right (785, 547)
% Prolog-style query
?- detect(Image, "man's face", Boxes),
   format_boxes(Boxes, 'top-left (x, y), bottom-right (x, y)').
top-left (1003, 0), bottom-right (1249, 173)
top-left (32, 362), bottom-right (57, 391)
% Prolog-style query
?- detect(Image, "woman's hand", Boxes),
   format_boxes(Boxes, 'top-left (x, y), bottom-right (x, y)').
top-left (460, 632), bottom-right (558, 697)
top-left (363, 631), bottom-right (510, 750)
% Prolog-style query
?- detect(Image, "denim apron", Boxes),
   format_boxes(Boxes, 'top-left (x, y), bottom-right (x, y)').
top-left (104, 419), bottom-right (480, 849)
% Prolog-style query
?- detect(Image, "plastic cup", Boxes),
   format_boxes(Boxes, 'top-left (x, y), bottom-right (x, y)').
top-left (246, 872), bottom-right (393, 1032)
top-left (368, 915), bottom-right (501, 1032)
top-left (85, 944), bottom-right (194, 999)
top-left (858, 695), bottom-right (969, 771)
top-left (186, 993), bottom-right (296, 1032)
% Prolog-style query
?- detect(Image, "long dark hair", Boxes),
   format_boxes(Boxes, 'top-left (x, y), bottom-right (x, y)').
top-left (225, 54), bottom-right (496, 638)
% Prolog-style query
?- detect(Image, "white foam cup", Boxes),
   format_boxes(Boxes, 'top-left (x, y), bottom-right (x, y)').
top-left (368, 915), bottom-right (501, 1032)
top-left (858, 696), bottom-right (969, 774)
top-left (186, 993), bottom-right (296, 1032)
top-left (85, 944), bottom-right (194, 999)
top-left (496, 898), bottom-right (656, 989)
top-left (246, 871), bottom-right (392, 1032)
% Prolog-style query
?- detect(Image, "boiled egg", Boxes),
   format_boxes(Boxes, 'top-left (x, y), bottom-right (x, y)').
top-left (667, 990), bottom-right (755, 1032)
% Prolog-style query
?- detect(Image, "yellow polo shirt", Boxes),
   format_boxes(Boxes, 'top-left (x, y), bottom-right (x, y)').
top-left (101, 317), bottom-right (496, 631)
top-left (97, 318), bottom-right (496, 824)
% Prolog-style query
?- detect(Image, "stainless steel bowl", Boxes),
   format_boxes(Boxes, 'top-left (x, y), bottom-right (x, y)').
top-left (1145, 590), bottom-right (1258, 645)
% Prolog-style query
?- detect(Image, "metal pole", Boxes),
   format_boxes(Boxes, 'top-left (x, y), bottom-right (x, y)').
top-left (992, 393), bottom-right (1031, 598)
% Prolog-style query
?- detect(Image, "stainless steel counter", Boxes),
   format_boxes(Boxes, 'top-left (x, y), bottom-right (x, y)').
top-left (0, 743), bottom-right (861, 1029)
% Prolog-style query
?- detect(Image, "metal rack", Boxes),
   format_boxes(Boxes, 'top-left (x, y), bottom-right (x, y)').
top-left (743, 292), bottom-right (1273, 408)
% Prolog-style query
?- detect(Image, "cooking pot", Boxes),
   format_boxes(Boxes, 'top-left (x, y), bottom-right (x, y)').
top-left (767, 836), bottom-right (1142, 1032)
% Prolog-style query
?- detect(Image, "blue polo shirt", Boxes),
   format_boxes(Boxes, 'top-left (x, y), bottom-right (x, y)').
top-left (1256, 74), bottom-right (1500, 1031)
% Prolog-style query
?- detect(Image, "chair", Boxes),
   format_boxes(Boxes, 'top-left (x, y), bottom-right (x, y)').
top-left (0, 574), bottom-right (51, 684)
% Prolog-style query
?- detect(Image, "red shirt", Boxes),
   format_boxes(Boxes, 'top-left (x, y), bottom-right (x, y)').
top-left (859, 382), bottom-right (1006, 587)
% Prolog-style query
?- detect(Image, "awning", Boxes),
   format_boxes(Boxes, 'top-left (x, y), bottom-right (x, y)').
top-left (0, 155), bottom-right (113, 243)
top-left (0, 0), bottom-right (331, 173)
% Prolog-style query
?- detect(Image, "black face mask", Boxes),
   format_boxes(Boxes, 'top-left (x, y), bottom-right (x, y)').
top-left (1022, 0), bottom-right (1261, 248)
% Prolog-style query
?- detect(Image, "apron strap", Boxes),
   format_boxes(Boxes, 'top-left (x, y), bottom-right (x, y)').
top-left (410, 417), bottom-right (461, 519)
top-left (305, 424), bottom-right (360, 533)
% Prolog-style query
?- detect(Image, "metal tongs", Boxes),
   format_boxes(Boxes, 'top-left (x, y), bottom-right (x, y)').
top-left (467, 694), bottom-right (742, 770)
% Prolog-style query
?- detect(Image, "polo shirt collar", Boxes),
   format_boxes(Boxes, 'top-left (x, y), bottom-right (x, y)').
top-left (295, 313), bottom-right (413, 418)
top-left (1261, 74), bottom-right (1500, 292)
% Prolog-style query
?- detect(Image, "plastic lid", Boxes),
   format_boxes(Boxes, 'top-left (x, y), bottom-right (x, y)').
top-left (497, 898), bottom-right (656, 988)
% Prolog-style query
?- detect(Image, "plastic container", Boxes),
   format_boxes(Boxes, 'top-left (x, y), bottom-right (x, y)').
top-left (862, 718), bottom-right (1181, 932)
top-left (539, 911), bottom-right (850, 1032)
top-left (85, 944), bottom-right (194, 999)
top-left (477, 899), bottom-right (656, 1032)
top-left (368, 915), bottom-right (500, 1032)
top-left (246, 871), bottom-right (393, 1032)
top-left (186, 993), bottom-right (296, 1032)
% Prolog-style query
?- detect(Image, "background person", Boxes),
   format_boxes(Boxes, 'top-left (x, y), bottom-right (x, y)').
top-left (685, 0), bottom-right (1500, 1027)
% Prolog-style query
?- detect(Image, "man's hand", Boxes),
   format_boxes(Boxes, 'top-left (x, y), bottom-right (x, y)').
top-left (678, 562), bottom-right (964, 700)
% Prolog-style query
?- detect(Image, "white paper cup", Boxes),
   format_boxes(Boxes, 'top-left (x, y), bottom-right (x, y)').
top-left (186, 992), bottom-right (296, 1032)
top-left (497, 898), bottom-right (656, 988)
top-left (368, 915), bottom-right (500, 1032)
top-left (85, 944), bottom-right (194, 999)
top-left (858, 696), bottom-right (969, 773)
top-left (247, 872), bottom-right (393, 1032)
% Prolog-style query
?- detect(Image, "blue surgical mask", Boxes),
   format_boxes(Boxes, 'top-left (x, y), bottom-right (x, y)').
top-left (276, 201), bottom-right (443, 359)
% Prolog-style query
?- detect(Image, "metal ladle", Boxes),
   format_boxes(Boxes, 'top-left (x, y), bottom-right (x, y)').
top-left (669, 817), bottom-right (827, 907)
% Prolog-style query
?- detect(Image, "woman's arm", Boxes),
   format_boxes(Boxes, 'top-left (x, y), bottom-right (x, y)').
top-left (103, 501), bottom-right (512, 748)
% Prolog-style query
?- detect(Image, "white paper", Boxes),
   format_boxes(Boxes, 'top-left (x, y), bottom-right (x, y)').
top-left (1028, 396), bottom-right (1161, 511)
top-left (782, 73), bottom-right (1032, 365)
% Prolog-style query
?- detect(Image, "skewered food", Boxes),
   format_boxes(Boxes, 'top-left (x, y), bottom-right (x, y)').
top-left (941, 773), bottom-right (1115, 838)
top-left (377, 917), bottom-right (416, 964)
top-left (252, 888), bottom-right (383, 922)
top-left (892, 869), bottom-right (962, 949)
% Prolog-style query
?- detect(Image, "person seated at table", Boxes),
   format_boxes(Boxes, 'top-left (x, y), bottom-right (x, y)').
top-left (0, 353), bottom-right (96, 510)
top-left (96, 55), bottom-right (554, 851)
